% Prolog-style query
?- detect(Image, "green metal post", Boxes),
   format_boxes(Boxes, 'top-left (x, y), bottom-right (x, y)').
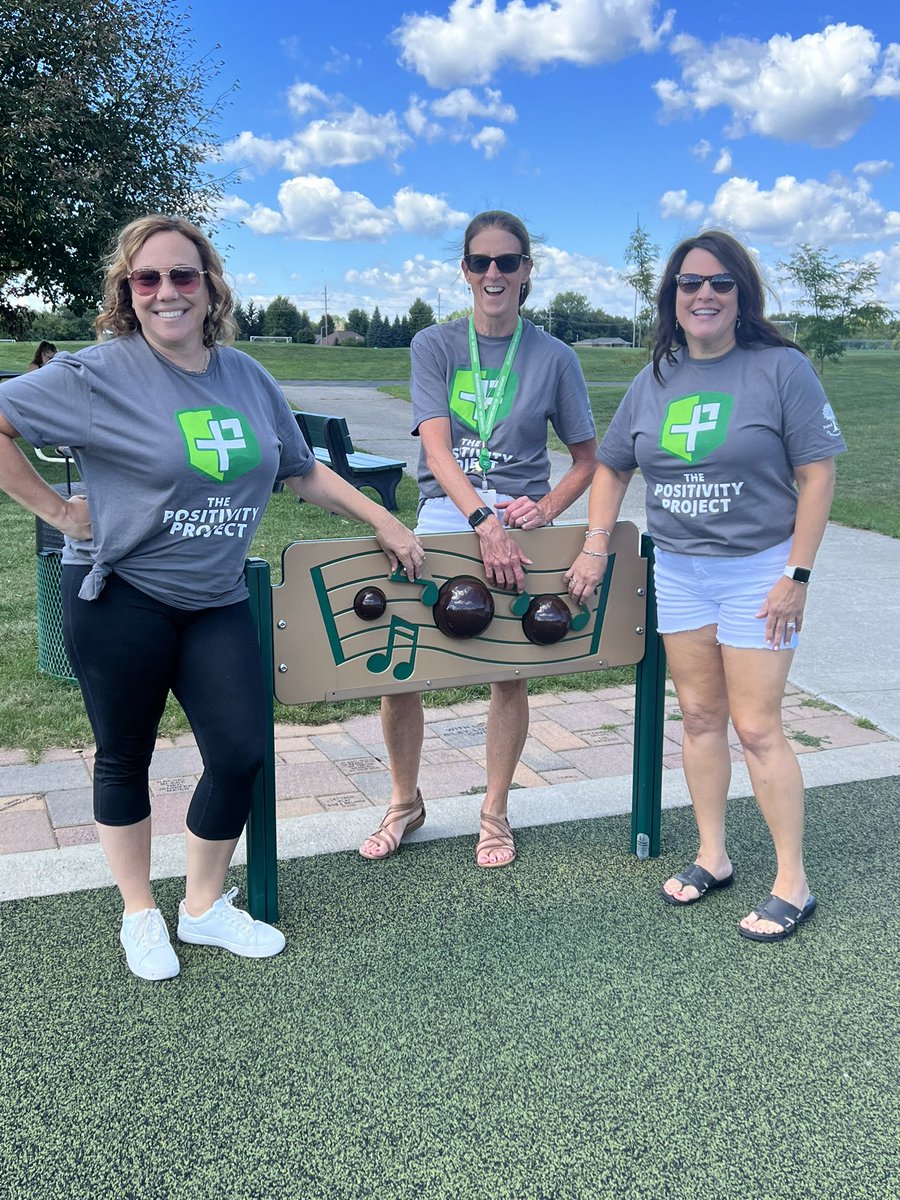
top-left (245, 558), bottom-right (279, 921)
top-left (631, 534), bottom-right (666, 858)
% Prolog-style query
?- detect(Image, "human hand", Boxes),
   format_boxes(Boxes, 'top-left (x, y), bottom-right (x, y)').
top-left (57, 495), bottom-right (92, 542)
top-left (475, 517), bottom-right (532, 592)
top-left (756, 577), bottom-right (807, 649)
top-left (374, 518), bottom-right (425, 581)
top-left (563, 550), bottom-right (608, 605)
top-left (495, 495), bottom-right (549, 530)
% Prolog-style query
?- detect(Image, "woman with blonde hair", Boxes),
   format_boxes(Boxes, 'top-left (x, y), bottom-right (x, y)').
top-left (0, 214), bottom-right (423, 980)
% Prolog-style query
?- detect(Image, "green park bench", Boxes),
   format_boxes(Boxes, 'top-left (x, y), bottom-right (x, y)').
top-left (292, 410), bottom-right (406, 511)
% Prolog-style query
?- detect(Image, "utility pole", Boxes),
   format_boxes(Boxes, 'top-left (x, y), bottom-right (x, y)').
top-left (323, 283), bottom-right (329, 344)
top-left (437, 289), bottom-right (441, 322)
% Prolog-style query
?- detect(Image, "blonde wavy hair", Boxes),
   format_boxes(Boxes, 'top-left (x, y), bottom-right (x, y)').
top-left (95, 215), bottom-right (237, 346)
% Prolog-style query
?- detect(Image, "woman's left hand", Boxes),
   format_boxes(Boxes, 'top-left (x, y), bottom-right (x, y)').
top-left (757, 577), bottom-right (808, 649)
top-left (373, 517), bottom-right (425, 581)
top-left (496, 496), bottom-right (549, 530)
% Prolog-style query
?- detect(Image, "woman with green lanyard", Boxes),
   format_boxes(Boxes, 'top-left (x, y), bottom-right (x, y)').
top-left (360, 210), bottom-right (598, 867)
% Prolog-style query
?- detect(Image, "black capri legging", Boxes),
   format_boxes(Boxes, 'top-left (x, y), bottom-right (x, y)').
top-left (62, 566), bottom-right (268, 840)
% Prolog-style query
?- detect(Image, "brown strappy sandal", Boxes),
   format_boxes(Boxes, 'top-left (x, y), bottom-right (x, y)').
top-left (359, 790), bottom-right (426, 860)
top-left (474, 811), bottom-right (516, 869)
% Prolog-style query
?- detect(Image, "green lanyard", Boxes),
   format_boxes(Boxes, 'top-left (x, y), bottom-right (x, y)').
top-left (467, 315), bottom-right (523, 476)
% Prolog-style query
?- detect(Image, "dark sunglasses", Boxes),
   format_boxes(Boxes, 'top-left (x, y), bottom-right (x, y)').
top-left (675, 273), bottom-right (736, 295)
top-left (463, 253), bottom-right (530, 274)
top-left (127, 266), bottom-right (208, 295)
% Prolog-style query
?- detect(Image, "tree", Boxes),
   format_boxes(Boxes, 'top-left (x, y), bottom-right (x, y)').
top-left (244, 300), bottom-right (263, 339)
top-left (346, 308), bottom-right (369, 338)
top-left (264, 296), bottom-right (302, 341)
top-left (621, 220), bottom-right (660, 349)
top-left (0, 0), bottom-right (231, 335)
top-left (778, 245), bottom-right (892, 372)
top-left (407, 298), bottom-right (435, 337)
top-left (29, 304), bottom-right (97, 341)
top-left (367, 306), bottom-right (385, 348)
top-left (295, 309), bottom-right (315, 345)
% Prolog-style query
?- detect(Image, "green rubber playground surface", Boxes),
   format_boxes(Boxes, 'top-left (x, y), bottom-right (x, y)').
top-left (2, 777), bottom-right (898, 1200)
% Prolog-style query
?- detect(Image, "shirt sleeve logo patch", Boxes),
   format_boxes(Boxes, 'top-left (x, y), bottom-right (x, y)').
top-left (176, 407), bottom-right (261, 481)
top-left (659, 392), bottom-right (734, 464)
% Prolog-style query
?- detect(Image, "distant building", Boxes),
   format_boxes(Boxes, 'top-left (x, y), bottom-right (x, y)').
top-left (315, 329), bottom-right (365, 346)
top-left (572, 337), bottom-right (630, 348)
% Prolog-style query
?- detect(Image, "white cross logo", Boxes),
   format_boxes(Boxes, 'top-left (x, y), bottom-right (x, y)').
top-left (194, 418), bottom-right (247, 472)
top-left (669, 402), bottom-right (720, 453)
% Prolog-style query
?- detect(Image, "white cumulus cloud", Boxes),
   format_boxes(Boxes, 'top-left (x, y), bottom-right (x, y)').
top-left (393, 188), bottom-right (470, 234)
top-left (654, 23), bottom-right (900, 148)
top-left (471, 126), bottom-right (507, 158)
top-left (222, 180), bottom-right (468, 243)
top-left (854, 159), bottom-right (894, 177)
top-left (395, 0), bottom-right (674, 88)
top-left (713, 149), bottom-right (732, 175)
top-left (659, 173), bottom-right (900, 245)
top-left (220, 101), bottom-right (412, 173)
top-left (286, 82), bottom-right (328, 116)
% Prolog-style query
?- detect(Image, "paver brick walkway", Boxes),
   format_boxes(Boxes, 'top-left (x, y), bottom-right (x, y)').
top-left (0, 683), bottom-right (890, 856)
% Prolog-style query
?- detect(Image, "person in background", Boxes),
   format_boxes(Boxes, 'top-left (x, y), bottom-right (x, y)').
top-left (360, 209), bottom-right (597, 868)
top-left (0, 215), bottom-right (423, 981)
top-left (565, 229), bottom-right (845, 943)
top-left (26, 341), bottom-right (57, 371)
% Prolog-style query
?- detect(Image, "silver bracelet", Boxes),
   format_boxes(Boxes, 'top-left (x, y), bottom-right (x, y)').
top-left (581, 549), bottom-right (608, 558)
top-left (584, 527), bottom-right (611, 539)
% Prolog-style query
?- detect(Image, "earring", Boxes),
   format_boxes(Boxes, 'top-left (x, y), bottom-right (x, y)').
top-left (736, 314), bottom-right (741, 329)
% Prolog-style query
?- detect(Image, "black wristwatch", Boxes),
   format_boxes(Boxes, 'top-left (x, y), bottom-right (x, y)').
top-left (467, 505), bottom-right (494, 529)
top-left (783, 565), bottom-right (811, 583)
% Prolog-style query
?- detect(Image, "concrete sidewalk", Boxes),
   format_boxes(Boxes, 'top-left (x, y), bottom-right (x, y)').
top-left (1, 385), bottom-right (898, 901)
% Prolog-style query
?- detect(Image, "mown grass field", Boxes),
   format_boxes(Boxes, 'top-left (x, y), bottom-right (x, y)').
top-left (0, 344), bottom-right (896, 754)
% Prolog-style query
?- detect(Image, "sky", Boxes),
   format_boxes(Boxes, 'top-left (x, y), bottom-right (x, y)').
top-left (189, 0), bottom-right (900, 325)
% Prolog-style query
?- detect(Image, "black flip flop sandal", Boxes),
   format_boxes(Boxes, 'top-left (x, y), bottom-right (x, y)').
top-left (738, 894), bottom-right (817, 942)
top-left (659, 862), bottom-right (734, 906)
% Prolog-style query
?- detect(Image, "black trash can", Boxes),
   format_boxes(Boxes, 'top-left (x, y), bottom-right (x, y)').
top-left (35, 482), bottom-right (85, 683)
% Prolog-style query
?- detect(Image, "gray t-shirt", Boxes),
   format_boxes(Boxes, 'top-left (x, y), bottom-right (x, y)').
top-left (0, 334), bottom-right (314, 607)
top-left (411, 317), bottom-right (595, 500)
top-left (598, 344), bottom-right (846, 556)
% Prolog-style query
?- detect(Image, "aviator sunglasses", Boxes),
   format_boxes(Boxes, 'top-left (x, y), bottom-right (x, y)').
top-left (675, 273), bottom-right (736, 295)
top-left (463, 253), bottom-right (530, 274)
top-left (127, 266), bottom-right (208, 295)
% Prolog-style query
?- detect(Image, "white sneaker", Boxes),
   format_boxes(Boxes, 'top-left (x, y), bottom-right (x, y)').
top-left (177, 887), bottom-right (286, 958)
top-left (119, 908), bottom-right (180, 981)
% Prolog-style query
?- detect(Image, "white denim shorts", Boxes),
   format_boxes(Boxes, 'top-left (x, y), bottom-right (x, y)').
top-left (653, 536), bottom-right (798, 650)
top-left (414, 493), bottom-right (515, 535)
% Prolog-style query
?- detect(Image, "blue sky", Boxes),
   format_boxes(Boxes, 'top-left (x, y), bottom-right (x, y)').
top-left (191, 0), bottom-right (900, 324)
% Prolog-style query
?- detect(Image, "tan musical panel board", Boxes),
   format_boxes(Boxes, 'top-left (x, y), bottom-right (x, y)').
top-left (271, 522), bottom-right (648, 704)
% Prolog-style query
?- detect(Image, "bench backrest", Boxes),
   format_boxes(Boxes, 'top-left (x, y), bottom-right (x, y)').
top-left (293, 411), bottom-right (353, 464)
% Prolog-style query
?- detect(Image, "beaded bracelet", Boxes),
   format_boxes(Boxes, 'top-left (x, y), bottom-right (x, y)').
top-left (581, 549), bottom-right (608, 558)
top-left (584, 527), bottom-right (611, 539)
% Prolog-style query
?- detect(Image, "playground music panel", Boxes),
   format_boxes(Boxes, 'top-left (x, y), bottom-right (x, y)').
top-left (271, 522), bottom-right (648, 705)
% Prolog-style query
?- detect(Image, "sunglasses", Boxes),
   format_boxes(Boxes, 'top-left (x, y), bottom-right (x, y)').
top-left (127, 267), bottom-right (208, 295)
top-left (463, 253), bottom-right (530, 274)
top-left (675, 273), bottom-right (736, 295)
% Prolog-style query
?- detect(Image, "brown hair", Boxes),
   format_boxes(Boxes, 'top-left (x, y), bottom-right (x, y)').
top-left (29, 341), bottom-right (57, 367)
top-left (463, 210), bottom-right (535, 306)
top-left (95, 215), bottom-right (237, 346)
top-left (653, 229), bottom-right (802, 382)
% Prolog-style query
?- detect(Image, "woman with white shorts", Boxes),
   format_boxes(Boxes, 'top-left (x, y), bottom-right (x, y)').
top-left (359, 210), bottom-right (597, 868)
top-left (566, 230), bottom-right (845, 942)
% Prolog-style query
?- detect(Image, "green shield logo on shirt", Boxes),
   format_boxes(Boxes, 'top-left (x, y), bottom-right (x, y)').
top-left (659, 392), bottom-right (734, 464)
top-left (176, 407), bottom-right (261, 482)
top-left (449, 368), bottom-right (519, 431)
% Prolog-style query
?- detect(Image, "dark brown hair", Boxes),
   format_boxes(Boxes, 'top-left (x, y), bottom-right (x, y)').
top-left (653, 229), bottom-right (801, 382)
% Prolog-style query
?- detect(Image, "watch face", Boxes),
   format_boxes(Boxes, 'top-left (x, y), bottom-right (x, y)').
top-left (468, 506), bottom-right (492, 528)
